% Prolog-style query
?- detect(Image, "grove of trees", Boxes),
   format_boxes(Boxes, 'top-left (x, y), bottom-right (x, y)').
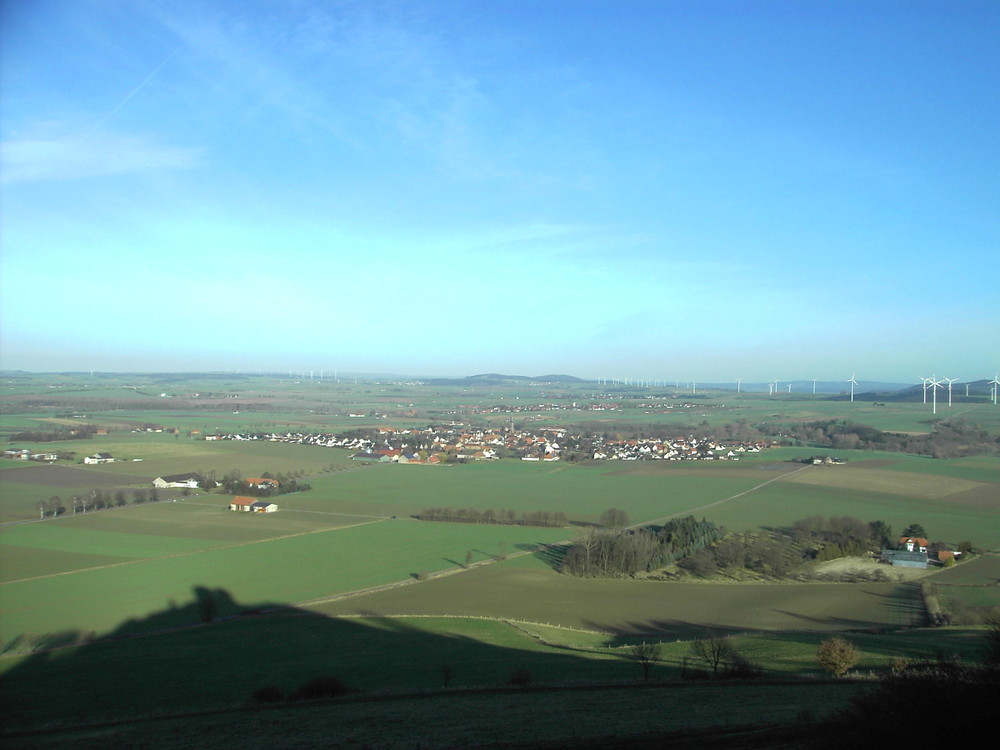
top-left (561, 516), bottom-right (725, 577)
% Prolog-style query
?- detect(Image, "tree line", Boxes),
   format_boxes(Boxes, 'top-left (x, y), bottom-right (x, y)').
top-left (9, 426), bottom-right (98, 443)
top-left (418, 507), bottom-right (568, 527)
top-left (37, 487), bottom-right (173, 518)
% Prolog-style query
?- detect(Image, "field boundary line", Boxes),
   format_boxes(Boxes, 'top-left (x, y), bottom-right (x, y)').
top-left (0, 518), bottom-right (385, 586)
top-left (637, 464), bottom-right (814, 528)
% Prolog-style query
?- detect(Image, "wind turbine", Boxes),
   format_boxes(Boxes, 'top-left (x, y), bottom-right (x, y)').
top-left (991, 373), bottom-right (1000, 405)
top-left (847, 373), bottom-right (858, 403)
top-left (811, 379), bottom-right (818, 395)
top-left (927, 377), bottom-right (944, 415)
top-left (919, 376), bottom-right (933, 404)
top-left (943, 377), bottom-right (958, 407)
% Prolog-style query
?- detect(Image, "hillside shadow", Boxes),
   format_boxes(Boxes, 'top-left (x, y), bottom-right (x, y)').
top-left (0, 586), bottom-right (646, 734)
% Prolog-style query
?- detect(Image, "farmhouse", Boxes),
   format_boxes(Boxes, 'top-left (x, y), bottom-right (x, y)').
top-left (228, 497), bottom-right (278, 513)
top-left (245, 477), bottom-right (279, 489)
top-left (900, 536), bottom-right (929, 553)
top-left (250, 501), bottom-right (277, 513)
top-left (83, 453), bottom-right (115, 464)
top-left (153, 473), bottom-right (201, 489)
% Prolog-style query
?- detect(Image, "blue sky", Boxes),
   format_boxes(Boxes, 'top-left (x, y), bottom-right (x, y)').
top-left (2, 0), bottom-right (997, 382)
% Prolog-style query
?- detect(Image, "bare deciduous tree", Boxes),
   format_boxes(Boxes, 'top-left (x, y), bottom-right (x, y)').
top-left (628, 642), bottom-right (661, 682)
top-left (689, 635), bottom-right (734, 678)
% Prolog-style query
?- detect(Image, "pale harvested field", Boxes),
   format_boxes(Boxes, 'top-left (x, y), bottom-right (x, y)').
top-left (780, 464), bottom-right (986, 500)
top-left (313, 562), bottom-right (924, 635)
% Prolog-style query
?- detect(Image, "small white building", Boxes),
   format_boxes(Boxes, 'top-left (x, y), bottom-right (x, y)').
top-left (153, 473), bottom-right (201, 489)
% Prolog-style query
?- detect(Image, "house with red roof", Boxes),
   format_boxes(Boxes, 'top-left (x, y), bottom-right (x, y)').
top-left (228, 497), bottom-right (257, 512)
top-left (900, 537), bottom-right (929, 553)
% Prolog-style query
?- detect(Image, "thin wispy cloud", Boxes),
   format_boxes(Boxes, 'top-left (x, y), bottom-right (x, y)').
top-left (1, 131), bottom-right (202, 184)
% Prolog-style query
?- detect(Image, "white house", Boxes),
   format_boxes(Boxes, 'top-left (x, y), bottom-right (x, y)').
top-left (84, 453), bottom-right (115, 464)
top-left (153, 473), bottom-right (201, 489)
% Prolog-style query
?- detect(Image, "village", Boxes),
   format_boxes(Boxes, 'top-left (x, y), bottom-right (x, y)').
top-left (204, 425), bottom-right (770, 464)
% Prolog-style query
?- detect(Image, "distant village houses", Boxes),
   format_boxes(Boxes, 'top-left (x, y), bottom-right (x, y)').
top-left (209, 425), bottom-right (770, 465)
top-left (83, 453), bottom-right (115, 464)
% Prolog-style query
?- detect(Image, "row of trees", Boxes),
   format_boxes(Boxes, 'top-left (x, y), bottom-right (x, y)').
top-left (36, 488), bottom-right (171, 518)
top-left (10, 426), bottom-right (97, 442)
top-left (561, 516), bottom-right (726, 577)
top-left (418, 507), bottom-right (568, 527)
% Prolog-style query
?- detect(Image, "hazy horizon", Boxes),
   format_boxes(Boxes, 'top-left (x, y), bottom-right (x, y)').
top-left (2, 1), bottom-right (997, 382)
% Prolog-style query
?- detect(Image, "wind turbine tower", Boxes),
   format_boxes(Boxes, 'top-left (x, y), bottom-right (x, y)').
top-left (943, 377), bottom-right (958, 407)
top-left (919, 376), bottom-right (933, 404)
top-left (991, 373), bottom-right (1000, 405)
top-left (847, 373), bottom-right (858, 403)
top-left (812, 379), bottom-right (817, 394)
top-left (928, 377), bottom-right (944, 415)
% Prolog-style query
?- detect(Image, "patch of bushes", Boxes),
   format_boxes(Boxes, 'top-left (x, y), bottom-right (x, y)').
top-left (507, 668), bottom-right (534, 686)
top-left (289, 676), bottom-right (350, 701)
top-left (250, 685), bottom-right (284, 704)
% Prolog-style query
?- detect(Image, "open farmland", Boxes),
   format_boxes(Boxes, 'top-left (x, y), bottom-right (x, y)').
top-left (0, 515), bottom-right (571, 643)
top-left (2, 372), bottom-right (999, 745)
top-left (314, 560), bottom-right (927, 634)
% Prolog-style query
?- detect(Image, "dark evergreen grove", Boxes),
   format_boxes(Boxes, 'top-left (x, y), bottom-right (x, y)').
top-left (560, 516), bottom-right (725, 577)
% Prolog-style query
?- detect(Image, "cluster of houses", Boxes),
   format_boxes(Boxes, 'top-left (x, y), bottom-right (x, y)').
top-left (4, 448), bottom-right (59, 462)
top-left (149, 473), bottom-right (282, 514)
top-left (202, 425), bottom-right (770, 464)
top-left (6, 449), bottom-right (142, 465)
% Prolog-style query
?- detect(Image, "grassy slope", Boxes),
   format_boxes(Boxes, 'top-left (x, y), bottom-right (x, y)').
top-left (0, 519), bottom-right (569, 642)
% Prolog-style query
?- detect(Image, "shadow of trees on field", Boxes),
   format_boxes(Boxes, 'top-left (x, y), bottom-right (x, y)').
top-left (0, 586), bottom-right (647, 734)
top-left (531, 542), bottom-right (570, 569)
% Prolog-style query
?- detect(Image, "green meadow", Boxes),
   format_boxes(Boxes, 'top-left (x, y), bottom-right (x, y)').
top-left (0, 516), bottom-right (570, 642)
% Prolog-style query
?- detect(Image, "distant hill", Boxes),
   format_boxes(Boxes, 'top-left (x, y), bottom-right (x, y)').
top-left (426, 373), bottom-right (585, 386)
